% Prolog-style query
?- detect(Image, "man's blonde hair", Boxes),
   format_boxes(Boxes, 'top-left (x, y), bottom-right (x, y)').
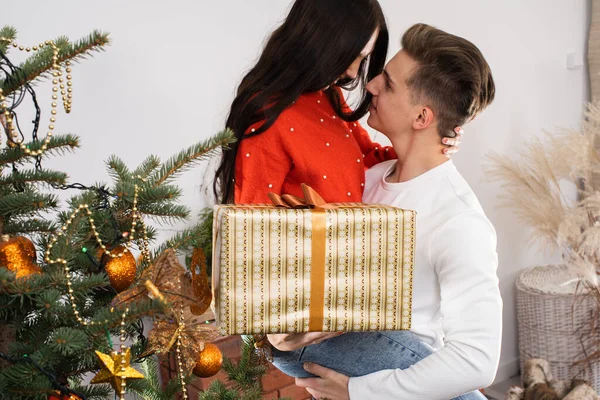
top-left (401, 23), bottom-right (495, 137)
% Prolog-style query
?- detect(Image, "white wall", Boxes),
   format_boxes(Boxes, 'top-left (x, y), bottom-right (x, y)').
top-left (5, 0), bottom-right (591, 384)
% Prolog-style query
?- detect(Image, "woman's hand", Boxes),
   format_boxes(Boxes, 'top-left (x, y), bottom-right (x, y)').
top-left (267, 332), bottom-right (343, 352)
top-left (442, 126), bottom-right (464, 157)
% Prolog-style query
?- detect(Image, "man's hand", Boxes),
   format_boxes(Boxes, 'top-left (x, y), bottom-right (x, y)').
top-left (267, 332), bottom-right (343, 352)
top-left (295, 362), bottom-right (350, 400)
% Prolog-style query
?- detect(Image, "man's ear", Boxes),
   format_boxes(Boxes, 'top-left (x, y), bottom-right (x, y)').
top-left (413, 106), bottom-right (434, 131)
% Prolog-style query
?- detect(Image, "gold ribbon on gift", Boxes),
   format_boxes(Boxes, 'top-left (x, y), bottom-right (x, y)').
top-left (268, 184), bottom-right (334, 332)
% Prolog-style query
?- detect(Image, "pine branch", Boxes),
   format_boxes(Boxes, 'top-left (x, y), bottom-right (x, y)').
top-left (69, 381), bottom-right (112, 400)
top-left (0, 351), bottom-right (89, 400)
top-left (0, 26), bottom-right (17, 53)
top-left (1, 361), bottom-right (53, 398)
top-left (152, 209), bottom-right (213, 269)
top-left (132, 155), bottom-right (162, 180)
top-left (65, 188), bottom-right (98, 210)
top-left (153, 223), bottom-right (205, 258)
top-left (139, 203), bottom-right (190, 223)
top-left (2, 218), bottom-right (58, 235)
top-left (32, 289), bottom-right (62, 314)
top-left (195, 208), bottom-right (214, 271)
top-left (0, 268), bottom-right (54, 296)
top-left (1, 30), bottom-right (110, 97)
top-left (200, 380), bottom-right (241, 400)
top-left (106, 155), bottom-right (131, 182)
top-left (0, 134), bottom-right (80, 167)
top-left (0, 374), bottom-right (7, 394)
top-left (0, 168), bottom-right (68, 186)
top-left (47, 327), bottom-right (90, 357)
top-left (128, 357), bottom-right (191, 400)
top-left (112, 181), bottom-right (136, 201)
top-left (138, 185), bottom-right (183, 204)
top-left (0, 189), bottom-right (59, 217)
top-left (221, 337), bottom-right (268, 395)
top-left (149, 129), bottom-right (235, 187)
top-left (0, 268), bottom-right (110, 301)
top-left (242, 385), bottom-right (269, 400)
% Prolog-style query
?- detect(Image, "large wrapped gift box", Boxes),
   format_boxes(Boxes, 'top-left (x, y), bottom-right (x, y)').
top-left (212, 185), bottom-right (415, 335)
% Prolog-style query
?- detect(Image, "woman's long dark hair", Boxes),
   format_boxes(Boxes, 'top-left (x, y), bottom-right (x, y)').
top-left (214, 0), bottom-right (389, 204)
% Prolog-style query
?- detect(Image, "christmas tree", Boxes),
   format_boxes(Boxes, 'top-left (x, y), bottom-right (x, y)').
top-left (0, 26), bottom-right (289, 400)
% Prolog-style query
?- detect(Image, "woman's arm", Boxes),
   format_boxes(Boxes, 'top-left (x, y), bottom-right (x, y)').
top-left (234, 125), bottom-right (293, 204)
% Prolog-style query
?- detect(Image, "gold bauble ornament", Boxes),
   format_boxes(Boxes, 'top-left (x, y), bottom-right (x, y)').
top-left (0, 235), bottom-right (41, 278)
top-left (192, 343), bottom-right (223, 378)
top-left (102, 245), bottom-right (137, 292)
top-left (48, 391), bottom-right (82, 400)
top-left (90, 348), bottom-right (144, 393)
top-left (16, 262), bottom-right (43, 278)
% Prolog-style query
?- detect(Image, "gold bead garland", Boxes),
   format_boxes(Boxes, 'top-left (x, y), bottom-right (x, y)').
top-left (45, 183), bottom-right (151, 326)
top-left (176, 301), bottom-right (188, 400)
top-left (118, 308), bottom-right (129, 399)
top-left (0, 37), bottom-right (73, 156)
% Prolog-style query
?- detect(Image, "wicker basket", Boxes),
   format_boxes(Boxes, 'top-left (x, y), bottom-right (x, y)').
top-left (516, 265), bottom-right (599, 390)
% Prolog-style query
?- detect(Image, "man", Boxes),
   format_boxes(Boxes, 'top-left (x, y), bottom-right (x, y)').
top-left (295, 23), bottom-right (502, 399)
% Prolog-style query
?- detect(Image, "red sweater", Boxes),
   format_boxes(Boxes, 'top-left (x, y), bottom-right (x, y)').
top-left (234, 90), bottom-right (396, 204)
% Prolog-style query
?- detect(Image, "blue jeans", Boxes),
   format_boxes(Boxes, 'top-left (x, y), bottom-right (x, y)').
top-left (271, 331), bottom-right (487, 400)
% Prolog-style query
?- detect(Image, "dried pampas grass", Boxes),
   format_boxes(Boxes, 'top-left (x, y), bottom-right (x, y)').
top-left (485, 101), bottom-right (600, 286)
top-left (487, 101), bottom-right (600, 370)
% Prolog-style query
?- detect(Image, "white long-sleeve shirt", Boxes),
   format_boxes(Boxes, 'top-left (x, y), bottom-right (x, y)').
top-left (349, 160), bottom-right (502, 399)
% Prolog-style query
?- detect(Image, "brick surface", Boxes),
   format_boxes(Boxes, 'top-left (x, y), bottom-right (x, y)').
top-left (261, 364), bottom-right (295, 392)
top-left (279, 383), bottom-right (312, 399)
top-left (262, 389), bottom-right (281, 399)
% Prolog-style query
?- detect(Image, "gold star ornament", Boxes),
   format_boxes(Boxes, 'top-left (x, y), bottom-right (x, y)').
top-left (90, 348), bottom-right (145, 395)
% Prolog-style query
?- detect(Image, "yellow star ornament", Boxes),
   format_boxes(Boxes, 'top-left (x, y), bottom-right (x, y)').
top-left (90, 348), bottom-right (145, 394)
